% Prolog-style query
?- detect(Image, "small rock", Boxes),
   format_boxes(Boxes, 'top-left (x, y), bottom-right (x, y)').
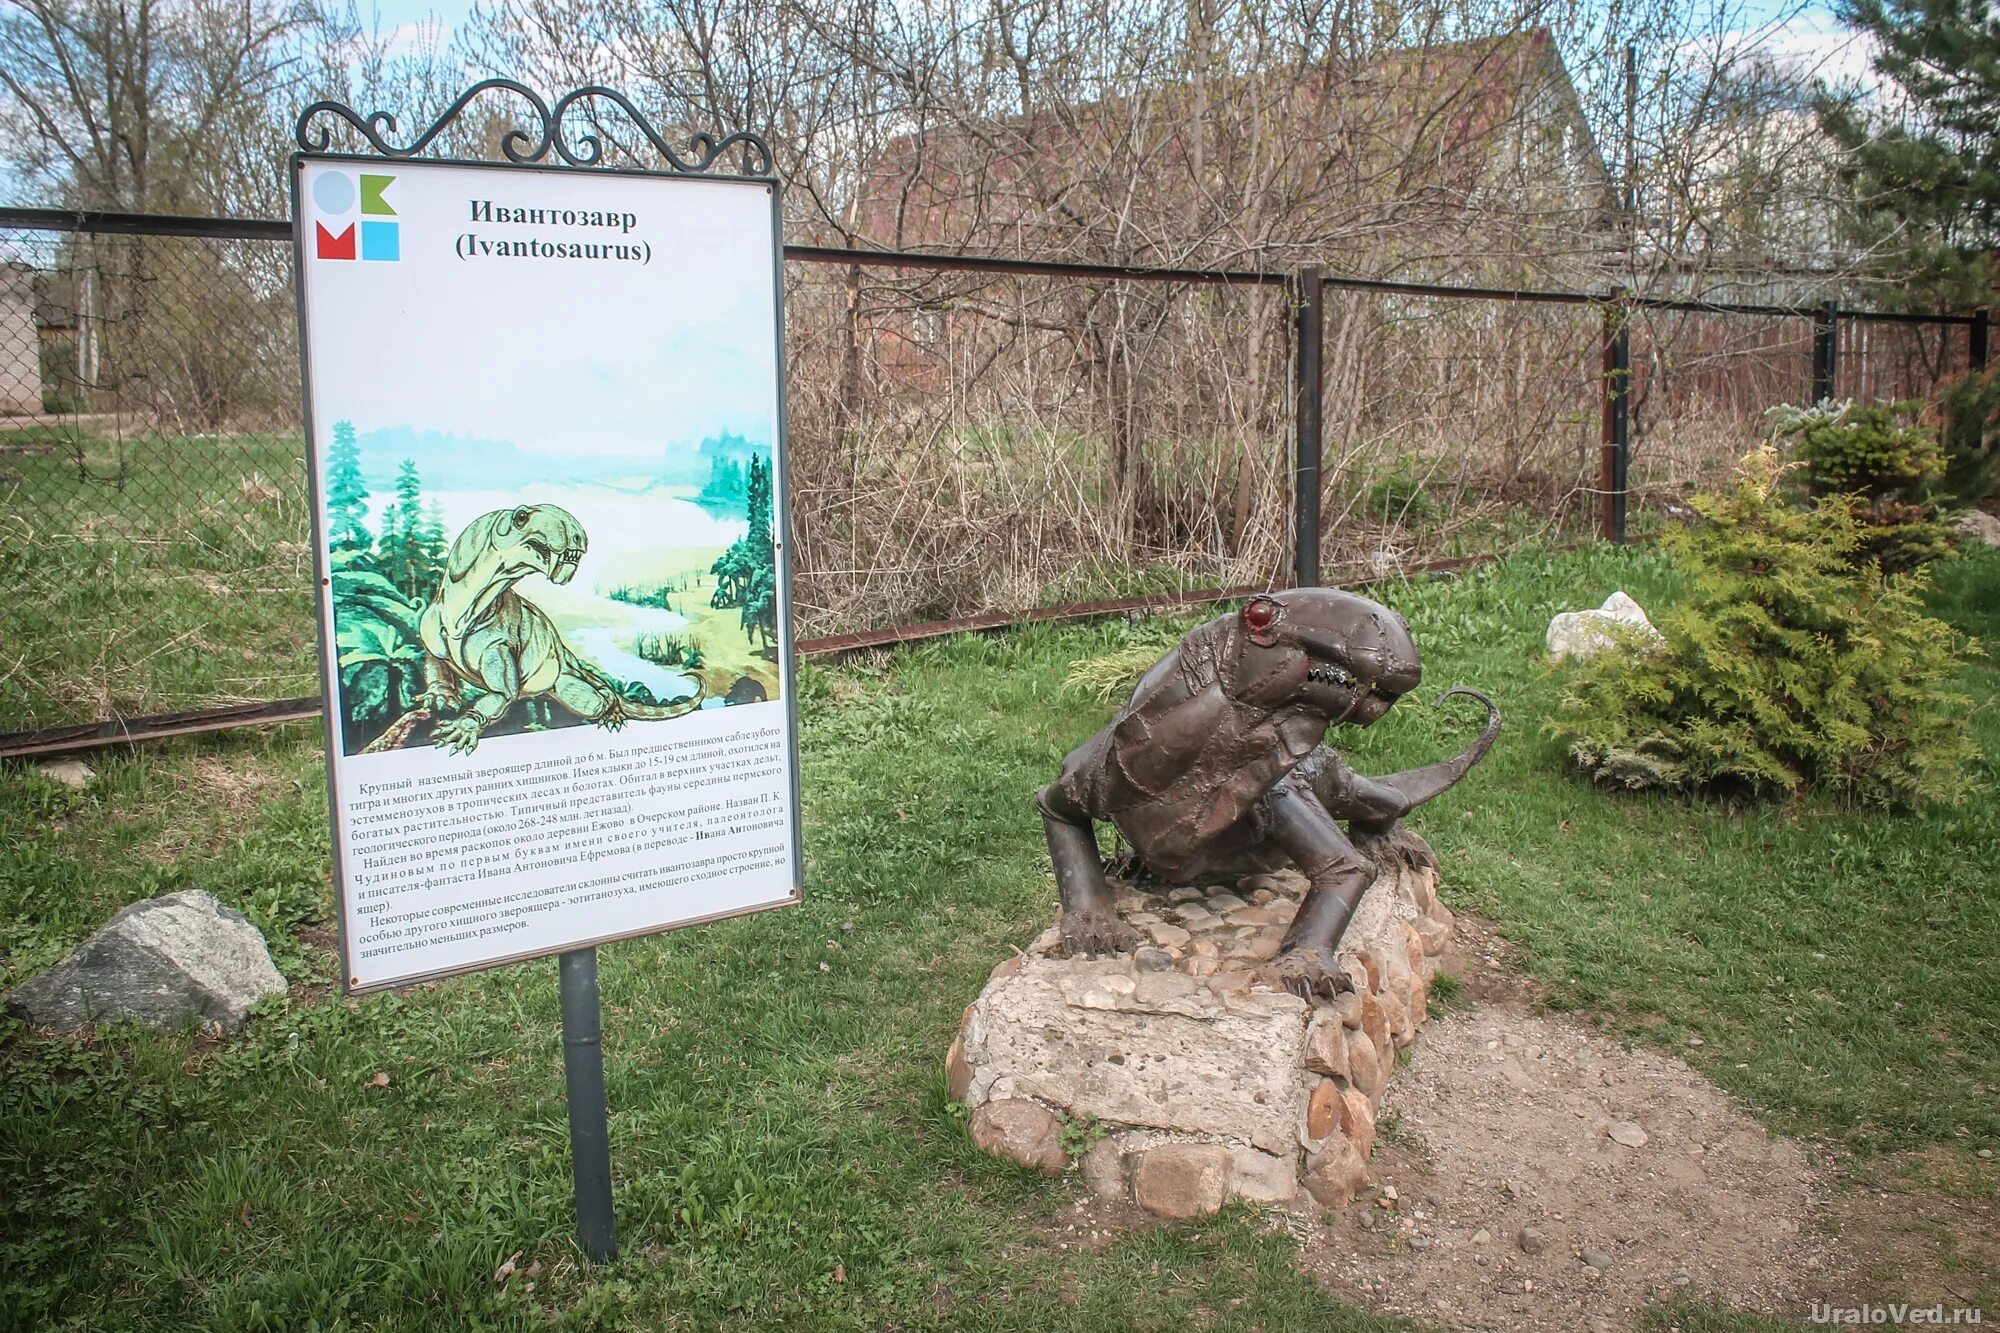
top-left (1076, 988), bottom-right (1118, 1010)
top-left (1332, 991), bottom-right (1365, 1029)
top-left (1380, 1184), bottom-right (1398, 1202)
top-left (969, 1098), bottom-right (1065, 1173)
top-left (1518, 1226), bottom-right (1546, 1255)
top-left (988, 954), bottom-right (1025, 982)
top-left (1956, 509), bottom-right (2000, 547)
top-left (1408, 1235), bottom-right (1430, 1250)
top-left (1687, 1035), bottom-right (1704, 1047)
top-left (1132, 1143), bottom-right (1232, 1219)
top-left (1143, 922), bottom-right (1192, 949)
top-left (1133, 948), bottom-right (1175, 973)
top-left (1081, 1136), bottom-right (1128, 1199)
top-left (1167, 887), bottom-right (1203, 903)
top-left (6, 890), bottom-right (286, 1032)
top-left (1226, 907), bottom-right (1280, 927)
top-left (1980, 1149), bottom-right (1993, 1161)
top-left (1209, 969), bottom-right (1255, 994)
top-left (1472, 1228), bottom-right (1491, 1244)
top-left (1607, 1120), bottom-right (1649, 1148)
top-left (1206, 893), bottom-right (1249, 912)
top-left (1546, 590), bottom-right (1665, 663)
top-left (1100, 973), bottom-right (1137, 995)
top-left (1249, 888), bottom-right (1278, 906)
top-left (1181, 957), bottom-right (1219, 979)
top-left (33, 758), bottom-right (94, 789)
top-left (1582, 1248), bottom-right (1613, 1270)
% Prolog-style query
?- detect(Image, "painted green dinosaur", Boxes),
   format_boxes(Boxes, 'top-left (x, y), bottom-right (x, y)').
top-left (414, 504), bottom-right (702, 753)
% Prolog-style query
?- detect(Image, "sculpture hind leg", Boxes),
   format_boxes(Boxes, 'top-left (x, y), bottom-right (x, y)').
top-left (1037, 782), bottom-right (1140, 957)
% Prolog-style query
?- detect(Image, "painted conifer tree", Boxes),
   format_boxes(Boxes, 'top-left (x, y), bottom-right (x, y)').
top-left (376, 460), bottom-right (447, 601)
top-left (324, 420), bottom-right (371, 550)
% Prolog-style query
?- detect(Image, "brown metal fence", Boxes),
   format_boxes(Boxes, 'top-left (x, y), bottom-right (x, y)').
top-left (0, 207), bottom-right (1986, 756)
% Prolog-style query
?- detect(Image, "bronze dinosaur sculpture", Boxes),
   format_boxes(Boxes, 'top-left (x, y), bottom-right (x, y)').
top-left (1038, 589), bottom-right (1500, 999)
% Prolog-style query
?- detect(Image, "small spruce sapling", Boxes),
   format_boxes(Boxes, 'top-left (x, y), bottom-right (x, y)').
top-left (1767, 398), bottom-right (1953, 572)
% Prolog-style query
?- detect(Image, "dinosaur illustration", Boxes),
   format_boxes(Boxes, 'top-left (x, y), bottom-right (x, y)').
top-left (1039, 588), bottom-right (1499, 999)
top-left (413, 504), bottom-right (702, 753)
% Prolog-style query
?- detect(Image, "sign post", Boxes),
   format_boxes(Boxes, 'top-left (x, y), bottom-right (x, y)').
top-left (560, 947), bottom-right (616, 1262)
top-left (289, 83), bottom-right (799, 1261)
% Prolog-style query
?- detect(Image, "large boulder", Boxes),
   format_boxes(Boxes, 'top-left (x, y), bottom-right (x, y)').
top-left (6, 890), bottom-right (286, 1032)
top-left (1546, 591), bottom-right (1665, 663)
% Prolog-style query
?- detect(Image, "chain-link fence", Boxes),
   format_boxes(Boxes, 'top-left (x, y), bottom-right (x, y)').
top-left (0, 210), bottom-right (1986, 750)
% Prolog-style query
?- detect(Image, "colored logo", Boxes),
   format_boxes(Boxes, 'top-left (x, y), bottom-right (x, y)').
top-left (313, 171), bottom-right (398, 261)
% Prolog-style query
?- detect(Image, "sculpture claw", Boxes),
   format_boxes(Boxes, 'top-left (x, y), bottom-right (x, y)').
top-left (1059, 905), bottom-right (1141, 959)
top-left (1257, 947), bottom-right (1356, 1001)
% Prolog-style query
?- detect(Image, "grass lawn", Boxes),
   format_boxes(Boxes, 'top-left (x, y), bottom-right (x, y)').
top-left (0, 427), bottom-right (318, 732)
top-left (1, 541), bottom-right (1995, 1330)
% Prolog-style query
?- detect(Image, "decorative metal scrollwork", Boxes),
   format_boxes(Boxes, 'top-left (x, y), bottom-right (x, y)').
top-left (295, 78), bottom-right (774, 177)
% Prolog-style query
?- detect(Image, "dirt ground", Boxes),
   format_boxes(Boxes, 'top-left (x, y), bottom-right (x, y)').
top-left (1292, 914), bottom-right (1994, 1331)
top-left (1043, 909), bottom-right (1995, 1330)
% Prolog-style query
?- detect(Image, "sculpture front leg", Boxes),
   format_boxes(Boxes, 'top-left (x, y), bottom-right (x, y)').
top-left (1037, 783), bottom-right (1140, 957)
top-left (1257, 781), bottom-right (1375, 999)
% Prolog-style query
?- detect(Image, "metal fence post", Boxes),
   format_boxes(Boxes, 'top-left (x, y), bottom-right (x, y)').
top-left (1292, 266), bottom-right (1324, 588)
top-left (1599, 290), bottom-right (1630, 544)
top-left (559, 948), bottom-right (617, 1264)
top-left (1811, 299), bottom-right (1838, 402)
top-left (1973, 308), bottom-right (1990, 372)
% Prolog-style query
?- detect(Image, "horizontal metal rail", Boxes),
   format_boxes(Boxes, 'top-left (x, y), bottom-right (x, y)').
top-left (0, 551), bottom-right (1534, 761)
top-left (0, 205), bottom-right (1974, 324)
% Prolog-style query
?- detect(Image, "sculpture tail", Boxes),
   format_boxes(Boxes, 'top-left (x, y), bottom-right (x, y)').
top-left (1377, 687), bottom-right (1502, 810)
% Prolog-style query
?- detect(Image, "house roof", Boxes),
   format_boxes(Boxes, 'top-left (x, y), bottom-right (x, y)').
top-left (851, 27), bottom-right (1615, 270)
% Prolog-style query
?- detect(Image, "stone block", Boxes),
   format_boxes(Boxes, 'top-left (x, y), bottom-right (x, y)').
top-left (1339, 1087), bottom-right (1375, 1157)
top-left (1307, 1078), bottom-right (1341, 1140)
top-left (1347, 1028), bottom-right (1384, 1100)
top-left (946, 1036), bottom-right (974, 1101)
top-left (970, 1098), bottom-right (1065, 1173)
top-left (1303, 1135), bottom-right (1369, 1205)
top-left (1302, 1014), bottom-right (1349, 1078)
top-left (1133, 1143), bottom-right (1232, 1219)
top-left (1228, 1147), bottom-right (1298, 1204)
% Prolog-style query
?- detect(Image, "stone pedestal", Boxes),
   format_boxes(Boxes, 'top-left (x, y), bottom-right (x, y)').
top-left (949, 850), bottom-right (1454, 1215)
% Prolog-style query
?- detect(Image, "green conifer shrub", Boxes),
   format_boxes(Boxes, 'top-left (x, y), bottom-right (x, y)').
top-left (1768, 398), bottom-right (1954, 572)
top-left (1549, 448), bottom-right (1978, 808)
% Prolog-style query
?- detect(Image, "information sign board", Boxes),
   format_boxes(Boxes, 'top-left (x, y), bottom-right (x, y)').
top-left (293, 156), bottom-right (800, 992)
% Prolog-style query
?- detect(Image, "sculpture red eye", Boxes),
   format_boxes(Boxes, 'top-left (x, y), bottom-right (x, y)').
top-left (1243, 598), bottom-right (1279, 632)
